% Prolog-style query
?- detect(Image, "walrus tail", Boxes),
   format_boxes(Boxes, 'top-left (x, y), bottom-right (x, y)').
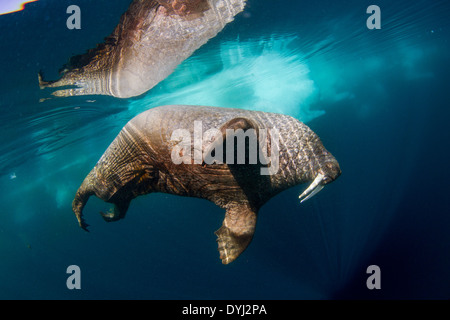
top-left (215, 204), bottom-right (258, 264)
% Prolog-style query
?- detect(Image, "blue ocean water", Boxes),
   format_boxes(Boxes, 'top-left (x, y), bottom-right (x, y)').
top-left (0, 0), bottom-right (449, 299)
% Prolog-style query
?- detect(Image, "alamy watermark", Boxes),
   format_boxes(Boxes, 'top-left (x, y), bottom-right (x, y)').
top-left (366, 265), bottom-right (381, 290)
top-left (66, 265), bottom-right (81, 290)
top-left (169, 121), bottom-right (280, 175)
top-left (66, 5), bottom-right (81, 30)
top-left (65, 4), bottom-right (380, 31)
top-left (367, 5), bottom-right (381, 30)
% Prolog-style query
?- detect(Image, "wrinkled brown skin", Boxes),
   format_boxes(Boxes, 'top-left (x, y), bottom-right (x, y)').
top-left (72, 105), bottom-right (341, 264)
top-left (38, 0), bottom-right (246, 98)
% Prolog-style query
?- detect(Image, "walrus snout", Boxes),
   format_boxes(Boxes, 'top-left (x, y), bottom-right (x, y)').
top-left (321, 159), bottom-right (341, 185)
top-left (298, 156), bottom-right (341, 203)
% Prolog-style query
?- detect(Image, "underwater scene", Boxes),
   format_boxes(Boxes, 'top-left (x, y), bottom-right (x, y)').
top-left (0, 0), bottom-right (449, 300)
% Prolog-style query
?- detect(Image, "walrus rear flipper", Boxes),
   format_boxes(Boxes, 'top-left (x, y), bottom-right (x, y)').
top-left (206, 117), bottom-right (268, 264)
top-left (72, 190), bottom-right (94, 231)
top-left (72, 171), bottom-right (96, 231)
top-left (215, 204), bottom-right (257, 264)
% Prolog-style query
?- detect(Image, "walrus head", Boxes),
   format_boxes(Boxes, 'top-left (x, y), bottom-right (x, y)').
top-left (298, 152), bottom-right (341, 203)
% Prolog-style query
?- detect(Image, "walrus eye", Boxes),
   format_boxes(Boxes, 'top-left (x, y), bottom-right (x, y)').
top-left (299, 173), bottom-right (325, 203)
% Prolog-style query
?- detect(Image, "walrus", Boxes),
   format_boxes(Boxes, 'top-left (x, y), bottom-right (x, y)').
top-left (72, 105), bottom-right (341, 264)
top-left (38, 0), bottom-right (246, 98)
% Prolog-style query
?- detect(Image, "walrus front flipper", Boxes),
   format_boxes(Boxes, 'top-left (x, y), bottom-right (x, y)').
top-left (206, 117), bottom-right (266, 264)
top-left (215, 204), bottom-right (257, 264)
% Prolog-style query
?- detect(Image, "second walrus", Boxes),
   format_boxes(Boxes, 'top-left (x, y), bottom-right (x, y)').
top-left (39, 0), bottom-right (247, 98)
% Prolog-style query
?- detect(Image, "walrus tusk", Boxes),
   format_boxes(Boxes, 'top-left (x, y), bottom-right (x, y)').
top-left (299, 173), bottom-right (325, 203)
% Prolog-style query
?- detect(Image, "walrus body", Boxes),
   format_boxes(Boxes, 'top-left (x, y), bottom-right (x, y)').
top-left (73, 105), bottom-right (341, 264)
top-left (39, 0), bottom-right (246, 98)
